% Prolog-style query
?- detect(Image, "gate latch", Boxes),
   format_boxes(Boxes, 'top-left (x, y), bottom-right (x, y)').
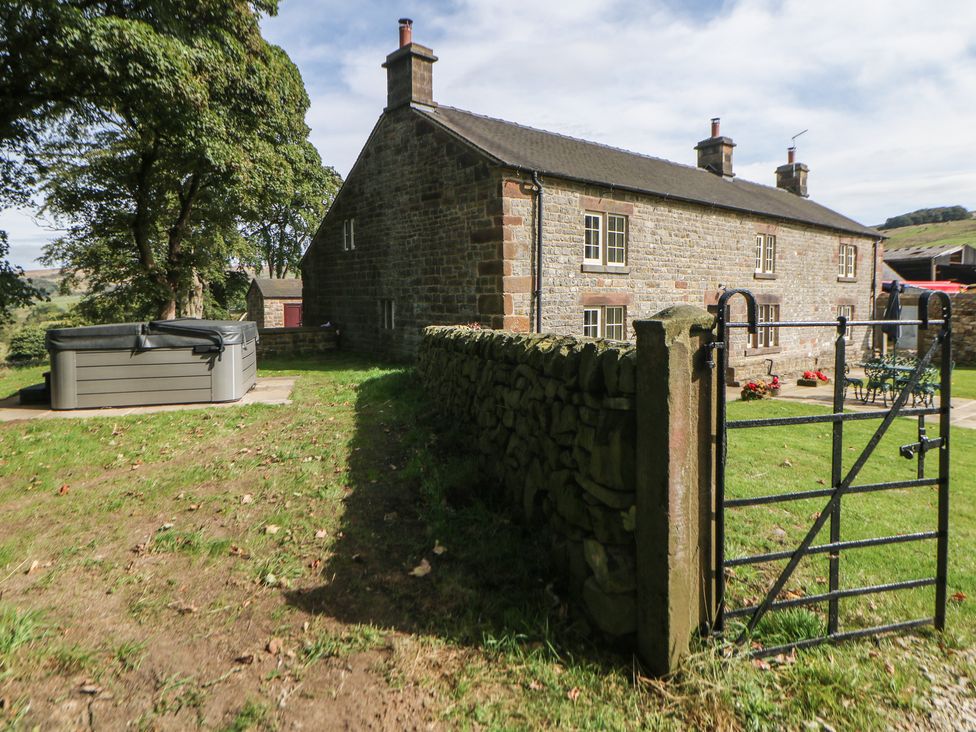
top-left (899, 427), bottom-right (943, 459)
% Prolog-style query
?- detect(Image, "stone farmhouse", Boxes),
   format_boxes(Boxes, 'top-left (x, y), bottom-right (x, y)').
top-left (301, 20), bottom-right (883, 378)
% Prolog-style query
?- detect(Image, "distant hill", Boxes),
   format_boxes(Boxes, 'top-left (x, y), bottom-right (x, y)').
top-left (878, 206), bottom-right (971, 230)
top-left (882, 218), bottom-right (976, 251)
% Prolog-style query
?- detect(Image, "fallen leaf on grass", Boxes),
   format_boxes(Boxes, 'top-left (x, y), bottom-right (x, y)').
top-left (780, 459), bottom-right (793, 468)
top-left (26, 560), bottom-right (53, 575)
top-left (432, 542), bottom-right (447, 556)
top-left (409, 559), bottom-right (432, 577)
top-left (263, 573), bottom-right (279, 587)
top-left (241, 494), bottom-right (253, 505)
top-left (158, 523), bottom-right (174, 532)
top-left (78, 684), bottom-right (102, 695)
top-left (229, 545), bottom-right (250, 558)
top-left (234, 653), bottom-right (255, 665)
top-left (567, 687), bottom-right (581, 701)
top-left (57, 484), bottom-right (70, 496)
top-left (950, 591), bottom-right (967, 603)
top-left (752, 658), bottom-right (771, 671)
top-left (265, 525), bottom-right (280, 535)
top-left (527, 680), bottom-right (544, 691)
top-left (266, 638), bottom-right (283, 656)
top-left (188, 504), bottom-right (199, 511)
top-left (168, 601), bottom-right (197, 615)
top-left (314, 529), bottom-right (327, 539)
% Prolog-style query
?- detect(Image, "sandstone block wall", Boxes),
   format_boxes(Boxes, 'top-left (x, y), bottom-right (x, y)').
top-left (301, 108), bottom-right (505, 358)
top-left (257, 327), bottom-right (337, 359)
top-left (502, 175), bottom-right (878, 381)
top-left (418, 326), bottom-right (640, 637)
top-left (902, 291), bottom-right (975, 365)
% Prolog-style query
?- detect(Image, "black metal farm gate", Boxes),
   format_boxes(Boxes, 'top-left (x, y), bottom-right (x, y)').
top-left (709, 289), bottom-right (952, 657)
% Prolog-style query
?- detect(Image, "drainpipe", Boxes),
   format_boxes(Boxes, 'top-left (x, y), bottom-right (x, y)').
top-left (533, 171), bottom-right (544, 333)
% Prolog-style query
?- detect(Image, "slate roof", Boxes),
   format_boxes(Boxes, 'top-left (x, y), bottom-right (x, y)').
top-left (418, 105), bottom-right (880, 239)
top-left (251, 278), bottom-right (303, 298)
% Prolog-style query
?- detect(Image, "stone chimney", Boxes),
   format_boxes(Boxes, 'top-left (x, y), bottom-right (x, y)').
top-left (695, 117), bottom-right (735, 178)
top-left (382, 19), bottom-right (437, 111)
top-left (775, 147), bottom-right (809, 197)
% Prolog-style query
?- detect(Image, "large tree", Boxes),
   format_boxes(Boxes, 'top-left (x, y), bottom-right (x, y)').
top-left (3, 0), bottom-right (320, 320)
top-left (242, 143), bottom-right (341, 279)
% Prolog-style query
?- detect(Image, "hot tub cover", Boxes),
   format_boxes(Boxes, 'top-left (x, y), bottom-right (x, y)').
top-left (47, 319), bottom-right (259, 353)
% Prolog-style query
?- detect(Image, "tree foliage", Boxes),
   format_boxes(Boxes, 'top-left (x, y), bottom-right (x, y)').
top-left (242, 148), bottom-right (341, 279)
top-left (880, 206), bottom-right (971, 230)
top-left (2, 0), bottom-right (329, 321)
top-left (0, 232), bottom-right (46, 324)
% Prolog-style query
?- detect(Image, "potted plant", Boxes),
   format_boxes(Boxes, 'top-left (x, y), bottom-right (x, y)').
top-left (741, 376), bottom-right (780, 400)
top-left (798, 370), bottom-right (829, 387)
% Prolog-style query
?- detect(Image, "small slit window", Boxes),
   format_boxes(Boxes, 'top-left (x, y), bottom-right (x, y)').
top-left (379, 298), bottom-right (394, 329)
top-left (343, 218), bottom-right (356, 251)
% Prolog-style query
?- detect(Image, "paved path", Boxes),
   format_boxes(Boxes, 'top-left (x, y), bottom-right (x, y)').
top-left (730, 381), bottom-right (976, 430)
top-left (0, 376), bottom-right (296, 422)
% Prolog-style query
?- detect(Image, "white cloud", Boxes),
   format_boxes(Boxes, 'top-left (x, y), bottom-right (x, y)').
top-left (6, 0), bottom-right (975, 266)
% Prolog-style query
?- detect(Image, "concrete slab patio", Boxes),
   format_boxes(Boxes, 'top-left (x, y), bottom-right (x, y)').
top-left (0, 376), bottom-right (296, 422)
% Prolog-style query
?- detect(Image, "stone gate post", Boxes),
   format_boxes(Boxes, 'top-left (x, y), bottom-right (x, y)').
top-left (634, 306), bottom-right (716, 675)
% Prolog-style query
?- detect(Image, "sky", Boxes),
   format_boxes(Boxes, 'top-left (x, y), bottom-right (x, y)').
top-left (4, 0), bottom-right (976, 268)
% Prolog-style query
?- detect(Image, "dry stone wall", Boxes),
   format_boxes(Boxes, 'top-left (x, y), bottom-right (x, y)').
top-left (418, 326), bottom-right (640, 637)
top-left (912, 292), bottom-right (976, 365)
top-left (257, 327), bottom-right (337, 359)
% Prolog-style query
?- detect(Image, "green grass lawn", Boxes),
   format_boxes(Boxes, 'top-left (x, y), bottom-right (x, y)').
top-left (953, 366), bottom-right (976, 400)
top-left (0, 357), bottom-right (971, 729)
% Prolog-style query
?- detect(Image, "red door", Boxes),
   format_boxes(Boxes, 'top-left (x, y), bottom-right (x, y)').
top-left (284, 303), bottom-right (303, 327)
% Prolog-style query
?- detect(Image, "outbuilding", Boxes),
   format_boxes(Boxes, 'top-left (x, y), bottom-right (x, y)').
top-left (246, 278), bottom-right (303, 329)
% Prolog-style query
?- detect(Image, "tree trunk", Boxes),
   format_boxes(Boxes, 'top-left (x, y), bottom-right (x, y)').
top-left (177, 271), bottom-right (205, 318)
top-left (158, 299), bottom-right (177, 320)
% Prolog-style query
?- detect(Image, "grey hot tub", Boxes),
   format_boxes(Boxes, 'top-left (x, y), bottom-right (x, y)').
top-left (47, 319), bottom-right (258, 410)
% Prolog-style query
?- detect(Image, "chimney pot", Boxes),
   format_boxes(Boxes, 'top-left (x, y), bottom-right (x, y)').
top-left (398, 18), bottom-right (413, 47)
top-left (776, 151), bottom-right (809, 197)
top-left (383, 20), bottom-right (437, 111)
top-left (695, 118), bottom-right (735, 178)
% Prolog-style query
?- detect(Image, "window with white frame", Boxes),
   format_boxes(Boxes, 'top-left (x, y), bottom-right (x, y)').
top-left (755, 233), bottom-right (776, 274)
top-left (837, 304), bottom-right (854, 342)
top-left (343, 218), bottom-right (356, 251)
top-left (839, 243), bottom-right (857, 278)
top-left (583, 306), bottom-right (627, 340)
top-left (751, 303), bottom-right (780, 349)
top-left (582, 212), bottom-right (627, 266)
top-left (379, 298), bottom-right (394, 329)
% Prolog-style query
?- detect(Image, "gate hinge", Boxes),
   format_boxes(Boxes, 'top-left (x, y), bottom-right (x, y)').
top-left (705, 341), bottom-right (724, 369)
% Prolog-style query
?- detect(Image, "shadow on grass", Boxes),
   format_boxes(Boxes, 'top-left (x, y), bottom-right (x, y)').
top-left (285, 369), bottom-right (613, 664)
top-left (257, 350), bottom-right (410, 376)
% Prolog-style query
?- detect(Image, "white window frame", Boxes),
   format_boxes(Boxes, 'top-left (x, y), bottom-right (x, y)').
top-left (606, 215), bottom-right (627, 266)
top-left (751, 303), bottom-right (780, 349)
top-left (343, 218), bottom-right (356, 251)
top-left (582, 212), bottom-right (627, 267)
top-left (839, 243), bottom-right (856, 278)
top-left (584, 213), bottom-right (602, 264)
top-left (379, 298), bottom-right (394, 330)
top-left (838, 304), bottom-right (854, 342)
top-left (755, 233), bottom-right (776, 274)
top-left (583, 306), bottom-right (627, 340)
top-left (604, 306), bottom-right (625, 340)
top-left (583, 308), bottom-right (601, 338)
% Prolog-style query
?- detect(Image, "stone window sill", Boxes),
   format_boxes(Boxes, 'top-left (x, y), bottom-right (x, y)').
top-left (837, 276), bottom-right (857, 283)
top-left (743, 346), bottom-right (783, 356)
top-left (581, 264), bottom-right (630, 275)
top-left (753, 272), bottom-right (777, 280)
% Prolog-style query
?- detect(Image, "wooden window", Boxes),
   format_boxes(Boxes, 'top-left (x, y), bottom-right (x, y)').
top-left (584, 214), bottom-right (602, 263)
top-left (839, 243), bottom-right (857, 278)
top-left (838, 304), bottom-right (854, 342)
top-left (583, 306), bottom-right (627, 339)
top-left (582, 212), bottom-right (627, 266)
top-left (751, 303), bottom-right (780, 349)
top-left (755, 233), bottom-right (776, 274)
top-left (605, 306), bottom-right (626, 340)
top-left (379, 298), bottom-right (394, 329)
top-left (583, 308), bottom-right (600, 338)
top-left (343, 218), bottom-right (356, 251)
